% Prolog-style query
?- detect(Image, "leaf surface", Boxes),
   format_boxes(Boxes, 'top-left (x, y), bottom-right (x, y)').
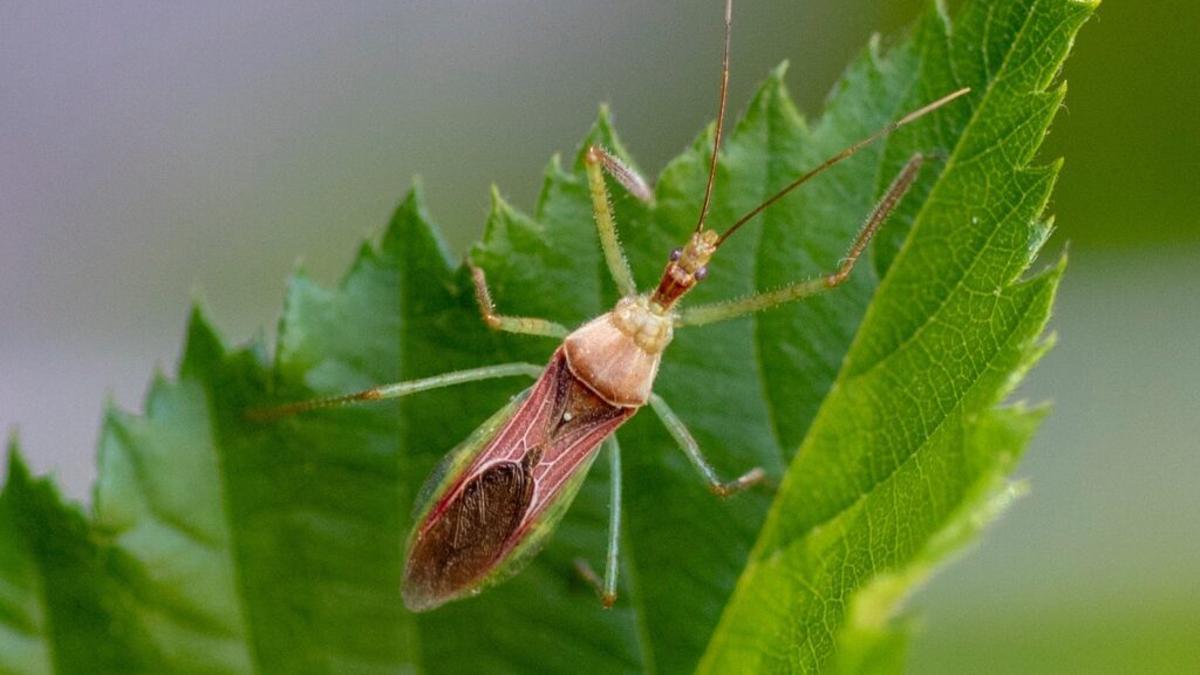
top-left (0, 0), bottom-right (1094, 672)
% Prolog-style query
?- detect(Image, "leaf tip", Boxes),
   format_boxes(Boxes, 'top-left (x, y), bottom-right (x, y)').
top-left (1055, 244), bottom-right (1069, 270)
top-left (487, 183), bottom-right (508, 212)
top-left (408, 173), bottom-right (426, 194)
top-left (1039, 328), bottom-right (1060, 356)
top-left (4, 430), bottom-right (21, 462)
top-left (4, 438), bottom-right (31, 491)
top-left (180, 304), bottom-right (225, 377)
top-left (546, 152), bottom-right (564, 175)
top-left (759, 61), bottom-right (790, 99)
top-left (379, 179), bottom-right (457, 276)
top-left (480, 184), bottom-right (522, 244)
top-left (380, 181), bottom-right (431, 251)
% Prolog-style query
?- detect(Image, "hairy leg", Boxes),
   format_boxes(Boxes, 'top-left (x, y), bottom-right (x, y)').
top-left (573, 435), bottom-right (624, 608)
top-left (584, 145), bottom-right (653, 297)
top-left (246, 362), bottom-right (543, 421)
top-left (649, 393), bottom-right (766, 497)
top-left (470, 262), bottom-right (570, 338)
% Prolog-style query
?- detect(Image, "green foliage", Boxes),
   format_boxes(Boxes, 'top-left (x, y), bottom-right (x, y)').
top-left (0, 0), bottom-right (1093, 672)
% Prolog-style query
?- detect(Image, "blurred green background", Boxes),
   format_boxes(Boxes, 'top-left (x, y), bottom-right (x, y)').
top-left (1, 1), bottom-right (1196, 672)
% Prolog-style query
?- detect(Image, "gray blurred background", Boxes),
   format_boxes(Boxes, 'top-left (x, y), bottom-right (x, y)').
top-left (2, 1), bottom-right (1197, 672)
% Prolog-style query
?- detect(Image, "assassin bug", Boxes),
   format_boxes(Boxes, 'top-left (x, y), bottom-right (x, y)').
top-left (251, 0), bottom-right (968, 612)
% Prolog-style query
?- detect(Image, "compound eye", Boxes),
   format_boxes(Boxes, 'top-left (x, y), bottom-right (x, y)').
top-left (694, 266), bottom-right (709, 281)
top-left (669, 247), bottom-right (683, 262)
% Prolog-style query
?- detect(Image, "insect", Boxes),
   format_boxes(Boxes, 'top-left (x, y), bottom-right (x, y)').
top-left (250, 0), bottom-right (968, 612)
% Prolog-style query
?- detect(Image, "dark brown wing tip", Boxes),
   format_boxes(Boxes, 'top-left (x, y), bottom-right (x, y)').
top-left (401, 554), bottom-right (449, 612)
top-left (401, 579), bottom-right (449, 613)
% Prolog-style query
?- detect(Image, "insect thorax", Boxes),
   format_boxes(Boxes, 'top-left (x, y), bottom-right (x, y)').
top-left (561, 296), bottom-right (673, 407)
top-left (610, 295), bottom-right (674, 354)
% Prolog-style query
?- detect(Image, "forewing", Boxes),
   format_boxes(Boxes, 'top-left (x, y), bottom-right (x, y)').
top-left (402, 349), bottom-right (636, 611)
top-left (402, 460), bottom-right (535, 611)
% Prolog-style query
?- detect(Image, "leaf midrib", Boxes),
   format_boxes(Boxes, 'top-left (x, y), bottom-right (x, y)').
top-left (206, 386), bottom-right (266, 671)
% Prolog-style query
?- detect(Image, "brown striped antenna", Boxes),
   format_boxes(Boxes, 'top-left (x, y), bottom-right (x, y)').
top-left (715, 86), bottom-right (971, 247)
top-left (693, 0), bottom-right (735, 234)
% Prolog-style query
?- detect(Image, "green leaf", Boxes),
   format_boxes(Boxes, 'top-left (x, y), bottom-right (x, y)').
top-left (0, 443), bottom-right (162, 673)
top-left (697, 0), bottom-right (1095, 670)
top-left (0, 0), bottom-right (1094, 672)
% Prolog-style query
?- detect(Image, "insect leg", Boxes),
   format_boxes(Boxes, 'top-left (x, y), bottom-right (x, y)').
top-left (246, 362), bottom-right (543, 421)
top-left (649, 393), bottom-right (766, 497)
top-left (573, 435), bottom-right (622, 608)
top-left (470, 262), bottom-right (570, 338)
top-left (586, 145), bottom-right (653, 205)
top-left (584, 145), bottom-right (645, 297)
top-left (677, 153), bottom-right (926, 327)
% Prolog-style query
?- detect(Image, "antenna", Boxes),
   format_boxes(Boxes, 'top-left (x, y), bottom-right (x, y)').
top-left (694, 0), bottom-right (734, 234)
top-left (715, 87), bottom-right (971, 247)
